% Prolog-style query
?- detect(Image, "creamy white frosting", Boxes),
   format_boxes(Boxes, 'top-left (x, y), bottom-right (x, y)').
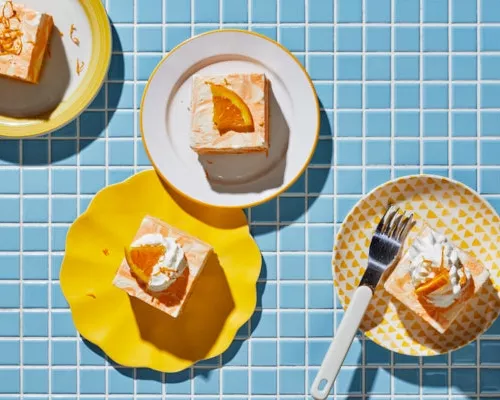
top-left (408, 229), bottom-right (470, 308)
top-left (131, 233), bottom-right (187, 292)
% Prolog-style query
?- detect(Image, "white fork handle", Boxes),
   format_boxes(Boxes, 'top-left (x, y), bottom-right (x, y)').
top-left (310, 285), bottom-right (373, 400)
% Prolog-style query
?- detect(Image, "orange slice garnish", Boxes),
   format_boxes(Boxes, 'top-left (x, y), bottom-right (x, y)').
top-left (415, 270), bottom-right (450, 297)
top-left (210, 83), bottom-right (254, 134)
top-left (124, 244), bottom-right (165, 285)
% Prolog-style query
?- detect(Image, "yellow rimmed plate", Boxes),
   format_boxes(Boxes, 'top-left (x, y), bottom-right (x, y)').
top-left (141, 29), bottom-right (320, 209)
top-left (334, 175), bottom-right (500, 356)
top-left (0, 0), bottom-right (111, 138)
top-left (60, 170), bottom-right (262, 372)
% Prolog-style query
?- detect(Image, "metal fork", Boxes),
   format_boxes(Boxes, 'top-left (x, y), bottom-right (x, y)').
top-left (310, 206), bottom-right (414, 400)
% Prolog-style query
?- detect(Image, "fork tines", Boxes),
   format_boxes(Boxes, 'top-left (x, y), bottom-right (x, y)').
top-left (376, 205), bottom-right (414, 241)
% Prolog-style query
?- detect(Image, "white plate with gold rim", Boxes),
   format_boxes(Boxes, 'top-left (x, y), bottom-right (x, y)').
top-left (0, 0), bottom-right (111, 138)
top-left (334, 175), bottom-right (500, 356)
top-left (140, 30), bottom-right (320, 209)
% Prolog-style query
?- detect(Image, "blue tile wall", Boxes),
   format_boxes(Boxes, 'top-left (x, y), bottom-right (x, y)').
top-left (0, 0), bottom-right (499, 398)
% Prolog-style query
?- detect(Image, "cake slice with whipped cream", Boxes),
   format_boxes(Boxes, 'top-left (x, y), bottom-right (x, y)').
top-left (113, 215), bottom-right (213, 318)
top-left (385, 223), bottom-right (489, 333)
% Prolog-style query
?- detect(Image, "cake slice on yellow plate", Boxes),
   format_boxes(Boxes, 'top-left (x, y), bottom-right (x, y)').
top-left (384, 224), bottom-right (490, 333)
top-left (190, 73), bottom-right (269, 154)
top-left (113, 215), bottom-right (213, 318)
top-left (0, 0), bottom-right (53, 83)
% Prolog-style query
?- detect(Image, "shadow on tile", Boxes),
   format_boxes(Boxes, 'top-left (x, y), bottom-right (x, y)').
top-left (79, 254), bottom-right (267, 386)
top-left (249, 105), bottom-right (333, 234)
top-left (0, 21), bottom-right (125, 166)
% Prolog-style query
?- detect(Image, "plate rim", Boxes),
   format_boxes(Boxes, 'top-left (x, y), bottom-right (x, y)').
top-left (333, 173), bottom-right (500, 355)
top-left (59, 169), bottom-right (263, 372)
top-left (0, 0), bottom-right (112, 138)
top-left (140, 29), bottom-right (320, 209)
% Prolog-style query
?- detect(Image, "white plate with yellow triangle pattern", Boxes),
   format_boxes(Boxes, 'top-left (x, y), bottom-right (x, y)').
top-left (334, 175), bottom-right (500, 356)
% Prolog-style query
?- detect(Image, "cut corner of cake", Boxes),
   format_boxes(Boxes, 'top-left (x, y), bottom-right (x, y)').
top-left (190, 73), bottom-right (269, 154)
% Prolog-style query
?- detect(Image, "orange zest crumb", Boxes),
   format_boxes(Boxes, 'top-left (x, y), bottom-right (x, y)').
top-left (0, 0), bottom-right (23, 56)
top-left (69, 24), bottom-right (80, 46)
top-left (59, 30), bottom-right (63, 37)
top-left (103, 248), bottom-right (110, 256)
top-left (86, 292), bottom-right (96, 299)
top-left (76, 58), bottom-right (85, 75)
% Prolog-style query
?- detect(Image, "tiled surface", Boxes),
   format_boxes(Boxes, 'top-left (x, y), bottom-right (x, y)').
top-left (1, 0), bottom-right (500, 398)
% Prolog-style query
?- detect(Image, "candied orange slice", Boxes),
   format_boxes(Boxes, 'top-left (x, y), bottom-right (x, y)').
top-left (124, 244), bottom-right (165, 284)
top-left (210, 83), bottom-right (254, 134)
top-left (415, 270), bottom-right (450, 296)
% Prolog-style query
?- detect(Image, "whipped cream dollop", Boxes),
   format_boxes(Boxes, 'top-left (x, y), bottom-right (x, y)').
top-left (408, 229), bottom-right (470, 308)
top-left (131, 233), bottom-right (187, 292)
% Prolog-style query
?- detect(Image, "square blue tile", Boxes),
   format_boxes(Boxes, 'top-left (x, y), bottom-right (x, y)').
top-left (453, 112), bottom-right (477, 137)
top-left (280, 311), bottom-right (305, 337)
top-left (308, 282), bottom-right (333, 309)
top-left (279, 369), bottom-right (305, 394)
top-left (311, 138), bottom-right (333, 164)
top-left (366, 368), bottom-right (391, 394)
top-left (482, 0), bottom-right (500, 22)
top-left (337, 0), bottom-right (361, 22)
top-left (366, 84), bottom-right (391, 109)
top-left (308, 26), bottom-right (333, 51)
top-left (0, 312), bottom-right (20, 336)
top-left (336, 367), bottom-right (362, 394)
top-left (337, 111), bottom-right (362, 137)
top-left (0, 197), bottom-right (19, 223)
top-left (23, 198), bottom-right (48, 223)
top-left (308, 196), bottom-right (333, 223)
top-left (307, 225), bottom-right (334, 252)
top-left (137, 54), bottom-right (162, 81)
top-left (252, 311), bottom-right (277, 337)
top-left (308, 340), bottom-right (329, 366)
top-left (366, 27), bottom-right (391, 52)
top-left (251, 26), bottom-right (277, 40)
top-left (424, 140), bottom-right (449, 165)
top-left (337, 141), bottom-right (362, 166)
top-left (23, 311), bottom-right (48, 337)
top-left (308, 254), bottom-right (332, 280)
top-left (0, 284), bottom-right (19, 308)
top-left (279, 26), bottom-right (305, 52)
top-left (482, 27), bottom-right (500, 51)
top-left (336, 166), bottom-right (364, 192)
top-left (80, 340), bottom-right (106, 366)
top-left (80, 369), bottom-right (106, 394)
top-left (365, 341), bottom-right (391, 365)
top-left (280, 0), bottom-right (305, 22)
top-left (366, 111), bottom-right (391, 137)
top-left (108, 140), bottom-right (134, 166)
top-left (423, 112), bottom-right (448, 137)
top-left (165, 26), bottom-right (191, 51)
top-left (51, 140), bottom-right (77, 166)
top-left (279, 340), bottom-right (305, 366)
top-left (365, 169), bottom-right (391, 192)
top-left (0, 254), bottom-right (20, 280)
top-left (424, 0), bottom-right (449, 22)
top-left (194, 0), bottom-right (219, 22)
top-left (423, 84), bottom-right (449, 109)
top-left (394, 369), bottom-right (419, 394)
top-left (80, 169), bottom-right (106, 194)
top-left (366, 140), bottom-right (391, 165)
top-left (336, 55), bottom-right (361, 81)
top-left (136, 369), bottom-right (163, 394)
top-left (453, 140), bottom-right (477, 165)
top-left (423, 27), bottom-right (449, 52)
top-left (453, 55), bottom-right (477, 80)
top-left (481, 140), bottom-right (500, 165)
top-left (337, 84), bottom-right (362, 109)
top-left (308, 311), bottom-right (333, 338)
top-left (52, 312), bottom-right (76, 337)
top-left (166, 0), bottom-right (191, 22)
top-left (79, 140), bottom-right (105, 166)
top-left (194, 369), bottom-right (219, 394)
top-left (395, 140), bottom-right (420, 165)
top-left (422, 369), bottom-right (448, 394)
top-left (108, 0), bottom-right (133, 22)
top-left (257, 281), bottom-right (276, 309)
top-left (481, 83), bottom-right (500, 108)
top-left (222, 369), bottom-right (248, 395)
top-left (51, 225), bottom-right (69, 251)
top-left (315, 83), bottom-right (334, 108)
top-left (336, 26), bottom-right (361, 52)
top-left (452, 341), bottom-right (477, 365)
top-left (308, 0), bottom-right (333, 22)
top-left (452, 27), bottom-right (477, 52)
top-left (23, 140), bottom-right (48, 165)
top-left (279, 254), bottom-right (305, 280)
top-left (280, 282), bottom-right (305, 309)
top-left (279, 225), bottom-right (305, 251)
top-left (251, 199), bottom-right (277, 222)
top-left (0, 139), bottom-right (19, 165)
top-left (137, 26), bottom-right (162, 52)
top-left (452, 168), bottom-right (477, 190)
top-left (395, 84), bottom-right (420, 109)
top-left (52, 197), bottom-right (77, 223)
top-left (23, 226), bottom-right (48, 252)
top-left (137, 0), bottom-right (164, 23)
top-left (109, 368), bottom-right (134, 394)
top-left (423, 55), bottom-right (448, 80)
top-left (366, 55), bottom-right (391, 81)
top-left (52, 283), bottom-right (68, 309)
top-left (0, 170), bottom-right (20, 194)
top-left (308, 168), bottom-right (333, 194)
top-left (0, 227), bottom-right (20, 251)
top-left (395, 27), bottom-right (420, 52)
top-left (395, 0), bottom-right (420, 22)
top-left (451, 368), bottom-right (477, 394)
top-left (395, 55), bottom-right (419, 81)
top-left (251, 369), bottom-right (277, 395)
top-left (251, 340), bottom-right (277, 366)
top-left (0, 340), bottom-right (20, 365)
top-left (0, 369), bottom-right (20, 394)
top-left (52, 340), bottom-right (77, 365)
top-left (222, 0), bottom-right (248, 22)
top-left (252, 0), bottom-right (276, 22)
top-left (23, 283), bottom-right (48, 308)
top-left (452, 0), bottom-right (477, 22)
top-left (366, 0), bottom-right (391, 22)
top-left (308, 54), bottom-right (334, 80)
top-left (453, 84), bottom-right (477, 109)
top-left (23, 341), bottom-right (48, 365)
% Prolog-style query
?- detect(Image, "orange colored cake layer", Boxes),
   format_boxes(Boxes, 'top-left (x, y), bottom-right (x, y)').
top-left (0, 1), bottom-right (53, 83)
top-left (113, 216), bottom-right (213, 318)
top-left (190, 73), bottom-right (269, 154)
top-left (385, 224), bottom-right (490, 333)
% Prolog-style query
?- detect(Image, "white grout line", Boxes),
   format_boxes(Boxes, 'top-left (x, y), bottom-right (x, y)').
top-left (18, 137), bottom-right (24, 398)
top-left (276, 1), bottom-right (281, 397)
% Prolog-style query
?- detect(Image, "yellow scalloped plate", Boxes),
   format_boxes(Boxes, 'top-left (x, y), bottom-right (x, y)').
top-left (60, 170), bottom-right (261, 372)
top-left (334, 175), bottom-right (500, 356)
